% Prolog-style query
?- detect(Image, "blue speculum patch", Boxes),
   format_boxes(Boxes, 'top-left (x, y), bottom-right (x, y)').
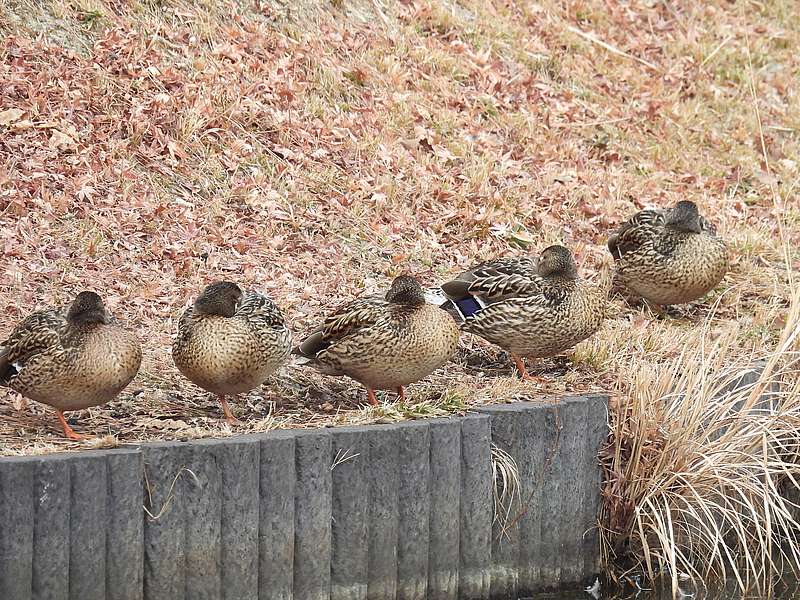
top-left (455, 296), bottom-right (483, 317)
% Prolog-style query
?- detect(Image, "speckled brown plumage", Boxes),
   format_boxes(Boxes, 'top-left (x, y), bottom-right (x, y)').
top-left (440, 245), bottom-right (605, 379)
top-left (0, 291), bottom-right (142, 440)
top-left (293, 275), bottom-right (460, 405)
top-left (608, 200), bottom-right (729, 306)
top-left (172, 281), bottom-right (292, 422)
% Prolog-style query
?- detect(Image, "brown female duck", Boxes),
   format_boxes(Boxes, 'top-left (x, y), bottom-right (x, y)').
top-left (172, 281), bottom-right (292, 423)
top-left (293, 275), bottom-right (460, 405)
top-left (440, 245), bottom-right (605, 379)
top-left (608, 200), bottom-right (729, 307)
top-left (0, 291), bottom-right (142, 440)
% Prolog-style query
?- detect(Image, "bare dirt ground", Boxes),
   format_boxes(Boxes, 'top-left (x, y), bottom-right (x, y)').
top-left (1, 0), bottom-right (797, 454)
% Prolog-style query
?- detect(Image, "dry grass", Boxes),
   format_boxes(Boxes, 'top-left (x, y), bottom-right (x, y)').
top-left (599, 281), bottom-right (800, 593)
top-left (590, 2), bottom-right (800, 589)
top-left (491, 442), bottom-right (522, 540)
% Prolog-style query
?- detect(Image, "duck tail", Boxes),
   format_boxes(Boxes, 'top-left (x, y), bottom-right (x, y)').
top-left (291, 330), bottom-right (328, 365)
top-left (0, 347), bottom-right (17, 384)
top-left (422, 286), bottom-right (448, 306)
top-left (290, 346), bottom-right (314, 366)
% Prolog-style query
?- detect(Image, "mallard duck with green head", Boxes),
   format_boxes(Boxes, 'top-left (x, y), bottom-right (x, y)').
top-left (607, 200), bottom-right (728, 307)
top-left (172, 281), bottom-right (292, 423)
top-left (439, 245), bottom-right (605, 380)
top-left (0, 291), bottom-right (142, 440)
top-left (293, 275), bottom-right (460, 405)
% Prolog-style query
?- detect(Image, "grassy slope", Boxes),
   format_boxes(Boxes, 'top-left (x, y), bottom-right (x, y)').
top-left (0, 0), bottom-right (797, 454)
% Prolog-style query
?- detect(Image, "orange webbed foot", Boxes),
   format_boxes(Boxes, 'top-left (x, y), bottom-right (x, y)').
top-left (57, 411), bottom-right (89, 441)
top-left (511, 354), bottom-right (548, 384)
top-left (367, 388), bottom-right (379, 406)
top-left (218, 396), bottom-right (240, 424)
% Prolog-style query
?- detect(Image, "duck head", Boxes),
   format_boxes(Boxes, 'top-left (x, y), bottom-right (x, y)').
top-left (667, 200), bottom-right (703, 234)
top-left (385, 275), bottom-right (426, 306)
top-left (194, 281), bottom-right (243, 317)
top-left (537, 245), bottom-right (578, 279)
top-left (67, 291), bottom-right (111, 325)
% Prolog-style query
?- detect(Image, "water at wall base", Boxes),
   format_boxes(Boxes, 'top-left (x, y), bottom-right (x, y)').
top-left (519, 577), bottom-right (800, 600)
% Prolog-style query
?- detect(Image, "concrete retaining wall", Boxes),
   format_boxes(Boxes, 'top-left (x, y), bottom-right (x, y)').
top-left (0, 395), bottom-right (608, 600)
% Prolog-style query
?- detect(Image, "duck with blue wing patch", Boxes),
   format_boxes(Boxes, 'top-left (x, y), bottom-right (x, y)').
top-left (172, 281), bottom-right (293, 423)
top-left (293, 275), bottom-right (460, 406)
top-left (439, 245), bottom-right (606, 380)
top-left (608, 200), bottom-right (729, 308)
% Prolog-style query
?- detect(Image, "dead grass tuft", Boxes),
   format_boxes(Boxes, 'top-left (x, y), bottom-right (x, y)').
top-left (599, 281), bottom-right (800, 593)
top-left (491, 442), bottom-right (521, 540)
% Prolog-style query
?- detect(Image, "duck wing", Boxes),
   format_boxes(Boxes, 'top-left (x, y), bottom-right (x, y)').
top-left (0, 310), bottom-right (67, 383)
top-left (441, 256), bottom-right (540, 304)
top-left (237, 292), bottom-right (287, 327)
top-left (294, 296), bottom-right (387, 359)
top-left (698, 215), bottom-right (718, 235)
top-left (607, 208), bottom-right (666, 259)
top-left (236, 291), bottom-right (292, 347)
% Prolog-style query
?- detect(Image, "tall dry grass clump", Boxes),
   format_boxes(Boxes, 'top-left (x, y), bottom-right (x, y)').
top-left (600, 286), bottom-right (800, 594)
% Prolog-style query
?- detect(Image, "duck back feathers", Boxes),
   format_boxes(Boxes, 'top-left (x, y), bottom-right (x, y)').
top-left (293, 275), bottom-right (460, 390)
top-left (440, 245), bottom-right (605, 359)
top-left (0, 311), bottom-right (66, 384)
top-left (293, 296), bottom-right (389, 361)
top-left (440, 255), bottom-right (540, 314)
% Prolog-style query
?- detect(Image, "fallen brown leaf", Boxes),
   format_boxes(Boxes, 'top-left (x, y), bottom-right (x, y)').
top-left (48, 129), bottom-right (77, 151)
top-left (0, 108), bottom-right (24, 126)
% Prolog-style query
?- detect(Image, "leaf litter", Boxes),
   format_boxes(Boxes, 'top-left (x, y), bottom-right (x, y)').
top-left (0, 0), bottom-right (798, 454)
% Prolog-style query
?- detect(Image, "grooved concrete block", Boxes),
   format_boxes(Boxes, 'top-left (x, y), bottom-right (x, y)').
top-left (0, 394), bottom-right (611, 599)
top-left (107, 449), bottom-right (144, 600)
top-left (515, 400), bottom-right (553, 594)
top-left (459, 415), bottom-right (492, 600)
top-left (396, 421), bottom-right (431, 600)
top-left (181, 436), bottom-right (261, 600)
top-left (32, 455), bottom-right (71, 600)
top-left (428, 419), bottom-right (461, 600)
top-left (581, 396), bottom-right (608, 577)
top-left (476, 405), bottom-right (523, 600)
top-left (259, 431), bottom-right (295, 600)
top-left (69, 452), bottom-right (108, 600)
top-left (330, 427), bottom-right (370, 600)
top-left (218, 437), bottom-right (260, 600)
top-left (366, 425), bottom-right (399, 600)
top-left (293, 430), bottom-right (332, 600)
top-left (555, 398), bottom-right (590, 586)
top-left (0, 458), bottom-right (34, 600)
top-left (184, 441), bottom-right (222, 600)
top-left (538, 401), bottom-right (565, 589)
top-left (142, 442), bottom-right (188, 600)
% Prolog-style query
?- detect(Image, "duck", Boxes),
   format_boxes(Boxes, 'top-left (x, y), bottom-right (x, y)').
top-left (0, 291), bottom-right (142, 440)
top-left (172, 281), bottom-right (292, 423)
top-left (293, 275), bottom-right (460, 405)
top-left (439, 245), bottom-right (605, 380)
top-left (607, 200), bottom-right (729, 307)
